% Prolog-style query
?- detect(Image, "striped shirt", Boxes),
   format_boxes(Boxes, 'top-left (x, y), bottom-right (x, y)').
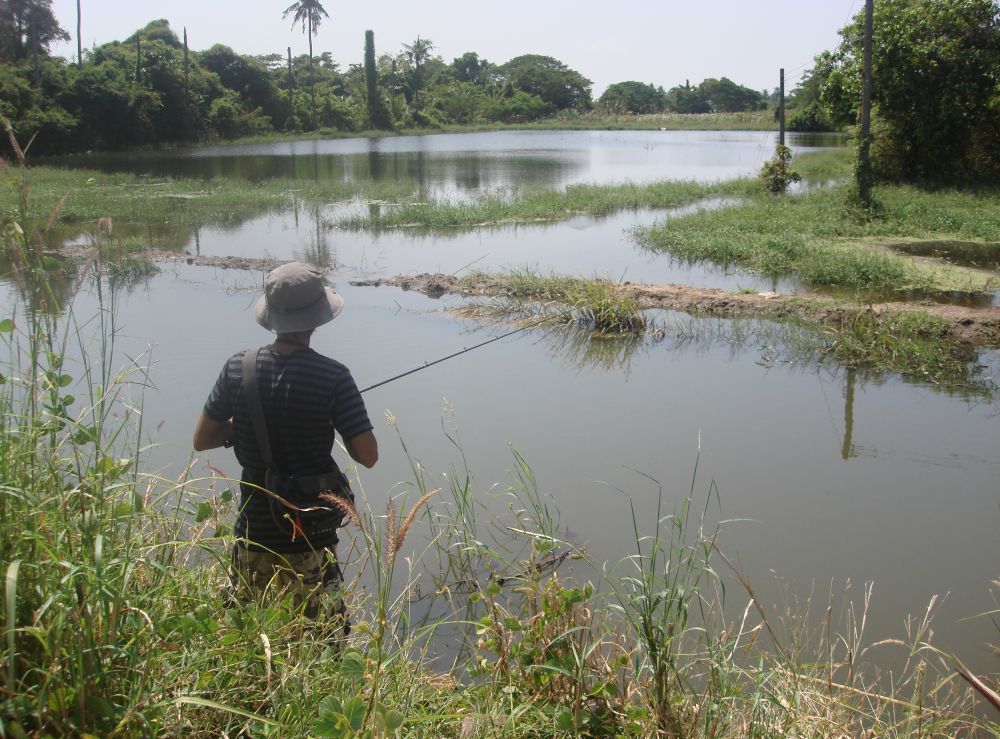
top-left (203, 345), bottom-right (373, 552)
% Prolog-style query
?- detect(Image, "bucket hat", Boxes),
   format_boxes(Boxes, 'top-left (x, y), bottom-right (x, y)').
top-left (254, 262), bottom-right (344, 333)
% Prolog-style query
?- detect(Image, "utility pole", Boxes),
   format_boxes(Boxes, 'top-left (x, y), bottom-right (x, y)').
top-left (76, 0), bottom-right (82, 65)
top-left (135, 34), bottom-right (141, 83)
top-left (779, 68), bottom-right (785, 146)
top-left (857, 0), bottom-right (874, 206)
top-left (287, 47), bottom-right (294, 126)
top-left (183, 28), bottom-right (190, 103)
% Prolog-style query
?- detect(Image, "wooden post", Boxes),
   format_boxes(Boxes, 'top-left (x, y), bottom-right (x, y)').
top-left (858, 0), bottom-right (874, 206)
top-left (135, 34), bottom-right (141, 83)
top-left (779, 68), bottom-right (785, 146)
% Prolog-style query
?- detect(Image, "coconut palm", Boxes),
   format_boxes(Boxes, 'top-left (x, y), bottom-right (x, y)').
top-left (402, 36), bottom-right (434, 107)
top-left (283, 0), bottom-right (329, 64)
top-left (283, 0), bottom-right (329, 126)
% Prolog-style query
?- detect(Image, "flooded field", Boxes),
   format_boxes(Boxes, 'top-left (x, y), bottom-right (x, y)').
top-left (8, 130), bottom-right (999, 673)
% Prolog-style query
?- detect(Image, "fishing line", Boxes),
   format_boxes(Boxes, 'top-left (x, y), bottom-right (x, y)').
top-left (359, 306), bottom-right (576, 394)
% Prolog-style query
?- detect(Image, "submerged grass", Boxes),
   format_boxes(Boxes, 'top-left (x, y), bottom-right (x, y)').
top-left (0, 164), bottom-right (423, 235)
top-left (337, 179), bottom-right (719, 229)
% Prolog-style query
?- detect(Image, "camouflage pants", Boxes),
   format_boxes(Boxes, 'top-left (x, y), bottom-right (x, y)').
top-left (231, 543), bottom-right (349, 640)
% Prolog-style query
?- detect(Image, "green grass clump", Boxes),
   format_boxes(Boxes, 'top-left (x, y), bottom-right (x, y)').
top-left (467, 268), bottom-right (647, 335)
top-left (821, 310), bottom-right (976, 385)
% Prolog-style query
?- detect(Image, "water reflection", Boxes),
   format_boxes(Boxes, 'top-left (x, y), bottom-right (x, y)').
top-left (41, 131), bottom-right (843, 198)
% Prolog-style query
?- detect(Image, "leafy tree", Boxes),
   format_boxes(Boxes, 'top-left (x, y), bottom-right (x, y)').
top-left (597, 81), bottom-right (667, 114)
top-left (451, 51), bottom-right (493, 85)
top-left (0, 0), bottom-right (68, 63)
top-left (665, 80), bottom-right (710, 113)
top-left (199, 44), bottom-right (284, 125)
top-left (497, 54), bottom-right (592, 110)
top-left (0, 58), bottom-right (76, 153)
top-left (827, 0), bottom-right (1000, 183)
top-left (697, 77), bottom-right (763, 112)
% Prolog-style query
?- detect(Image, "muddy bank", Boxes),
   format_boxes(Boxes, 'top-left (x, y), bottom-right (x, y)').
top-left (353, 273), bottom-right (1000, 347)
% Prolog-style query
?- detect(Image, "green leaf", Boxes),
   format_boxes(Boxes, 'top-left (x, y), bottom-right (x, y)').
top-left (0, 319), bottom-right (13, 333)
top-left (555, 707), bottom-right (575, 732)
top-left (503, 617), bottom-right (523, 632)
top-left (340, 649), bottom-right (365, 683)
top-left (486, 581), bottom-right (501, 597)
top-left (342, 696), bottom-right (366, 732)
top-left (382, 708), bottom-right (404, 732)
top-left (57, 373), bottom-right (72, 387)
top-left (195, 502), bottom-right (213, 523)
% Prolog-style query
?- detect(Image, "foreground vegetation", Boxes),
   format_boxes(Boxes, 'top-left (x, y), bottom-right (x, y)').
top-left (1, 263), bottom-right (996, 736)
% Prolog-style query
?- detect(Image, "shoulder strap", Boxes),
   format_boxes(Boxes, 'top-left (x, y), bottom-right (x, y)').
top-left (241, 348), bottom-right (275, 469)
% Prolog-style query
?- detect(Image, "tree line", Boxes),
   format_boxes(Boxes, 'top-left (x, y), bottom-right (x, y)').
top-left (0, 1), bottom-right (771, 155)
top-left (2, 0), bottom-right (996, 184)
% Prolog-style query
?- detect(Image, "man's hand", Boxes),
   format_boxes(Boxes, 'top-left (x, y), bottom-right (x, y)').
top-left (193, 413), bottom-right (233, 451)
top-left (346, 430), bottom-right (378, 468)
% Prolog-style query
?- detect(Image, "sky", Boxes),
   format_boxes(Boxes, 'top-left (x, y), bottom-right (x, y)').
top-left (47, 0), bottom-right (860, 96)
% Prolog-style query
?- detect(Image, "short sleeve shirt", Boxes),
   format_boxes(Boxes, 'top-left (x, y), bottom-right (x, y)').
top-left (203, 346), bottom-right (373, 552)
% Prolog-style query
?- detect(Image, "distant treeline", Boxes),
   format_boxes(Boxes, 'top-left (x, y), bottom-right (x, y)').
top-left (0, 4), bottom-right (778, 155)
top-left (2, 0), bottom-right (996, 184)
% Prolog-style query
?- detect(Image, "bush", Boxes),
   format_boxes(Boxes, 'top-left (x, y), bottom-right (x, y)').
top-left (759, 144), bottom-right (802, 193)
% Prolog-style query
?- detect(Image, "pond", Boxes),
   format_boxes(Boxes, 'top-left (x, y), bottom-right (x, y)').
top-left (48, 130), bottom-right (845, 197)
top-left (9, 130), bottom-right (999, 675)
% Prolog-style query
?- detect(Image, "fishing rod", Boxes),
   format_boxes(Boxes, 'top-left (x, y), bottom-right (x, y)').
top-left (359, 306), bottom-right (575, 394)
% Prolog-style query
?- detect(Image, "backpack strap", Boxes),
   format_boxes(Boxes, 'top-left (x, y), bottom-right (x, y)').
top-left (241, 348), bottom-right (274, 470)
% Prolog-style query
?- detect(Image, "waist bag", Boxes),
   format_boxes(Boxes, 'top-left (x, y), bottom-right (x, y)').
top-left (242, 348), bottom-right (353, 542)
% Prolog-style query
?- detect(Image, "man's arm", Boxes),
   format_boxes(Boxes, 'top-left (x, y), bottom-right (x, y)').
top-left (345, 430), bottom-right (378, 468)
top-left (193, 413), bottom-right (233, 452)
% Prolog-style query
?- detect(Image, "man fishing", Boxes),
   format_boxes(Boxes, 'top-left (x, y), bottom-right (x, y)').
top-left (193, 261), bottom-right (377, 639)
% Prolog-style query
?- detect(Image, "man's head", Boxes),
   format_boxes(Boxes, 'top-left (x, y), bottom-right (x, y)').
top-left (254, 262), bottom-right (344, 333)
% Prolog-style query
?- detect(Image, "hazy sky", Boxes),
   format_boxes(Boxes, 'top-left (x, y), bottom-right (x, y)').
top-left (48, 1), bottom-right (859, 96)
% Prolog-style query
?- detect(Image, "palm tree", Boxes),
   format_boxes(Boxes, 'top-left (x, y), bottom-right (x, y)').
top-left (402, 36), bottom-right (434, 108)
top-left (283, 0), bottom-right (329, 125)
top-left (283, 0), bottom-right (329, 63)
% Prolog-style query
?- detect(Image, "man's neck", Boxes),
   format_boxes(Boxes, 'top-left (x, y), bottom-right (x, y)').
top-left (273, 332), bottom-right (312, 352)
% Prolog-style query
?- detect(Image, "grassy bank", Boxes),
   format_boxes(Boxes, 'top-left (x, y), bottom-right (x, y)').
top-left (445, 269), bottom-right (995, 391)
top-left (183, 111), bottom-right (783, 148)
top-left (637, 178), bottom-right (1000, 294)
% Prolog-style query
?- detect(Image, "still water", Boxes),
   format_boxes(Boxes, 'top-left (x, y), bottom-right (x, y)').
top-left (50, 130), bottom-right (841, 196)
top-left (12, 130), bottom-right (999, 673)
